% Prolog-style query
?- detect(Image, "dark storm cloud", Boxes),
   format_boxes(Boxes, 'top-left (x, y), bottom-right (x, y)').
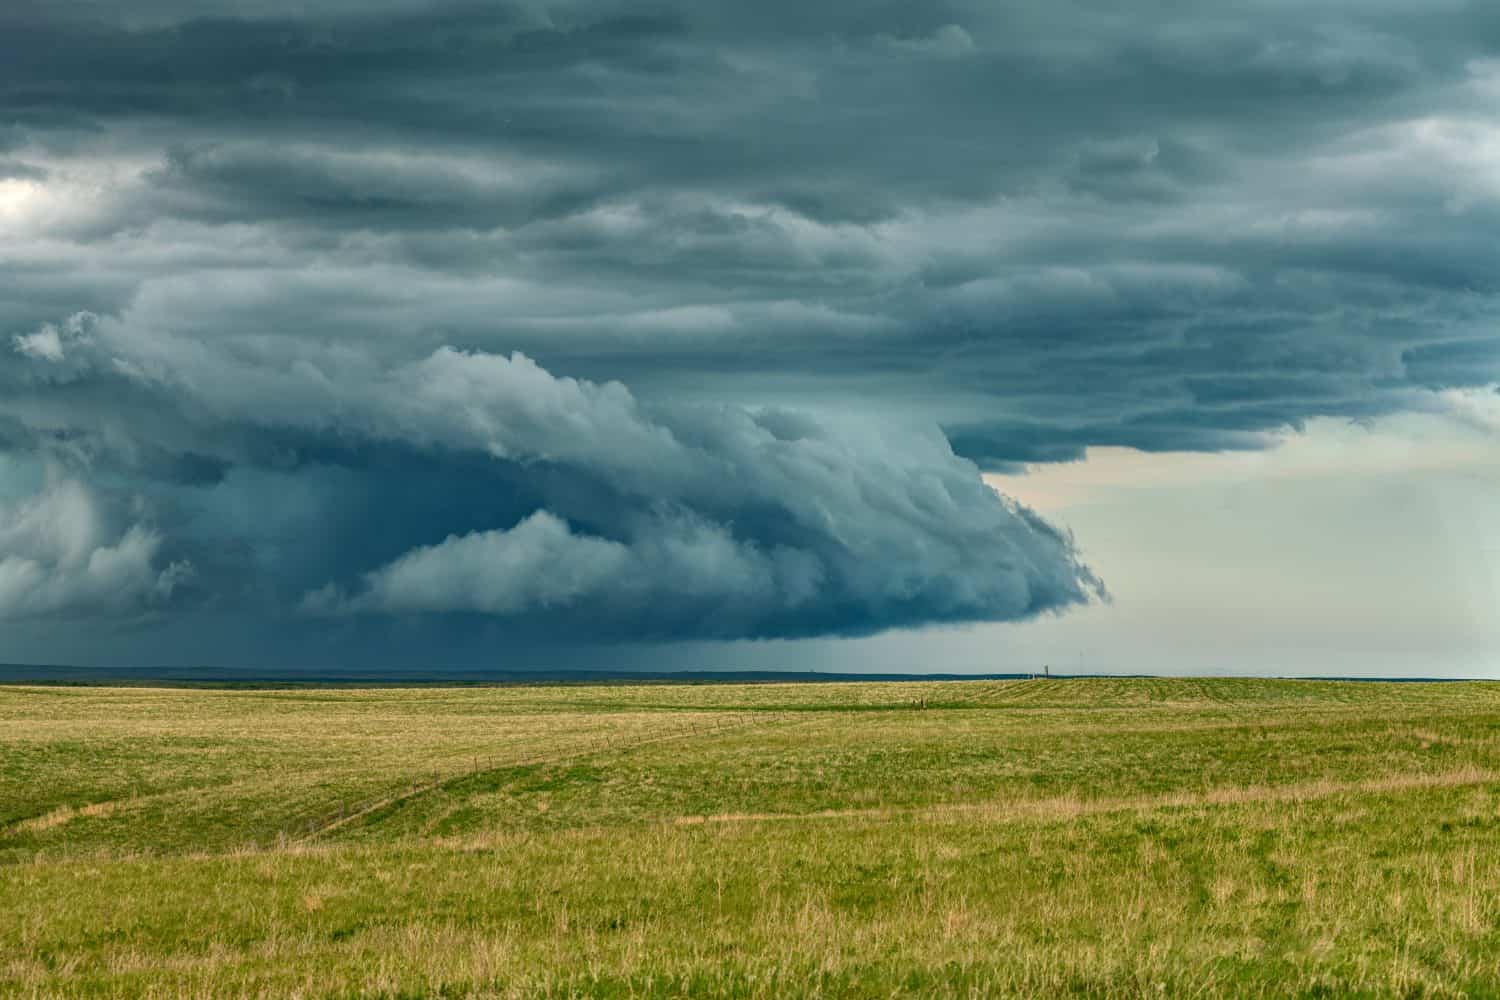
top-left (2, 325), bottom-right (1101, 635)
top-left (1, 0), bottom-right (1497, 645)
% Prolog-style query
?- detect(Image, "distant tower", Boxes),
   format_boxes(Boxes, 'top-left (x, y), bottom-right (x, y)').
top-left (1043, 664), bottom-right (1050, 679)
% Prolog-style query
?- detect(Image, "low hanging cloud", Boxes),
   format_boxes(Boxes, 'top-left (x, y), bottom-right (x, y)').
top-left (6, 314), bottom-right (1102, 637)
top-left (304, 510), bottom-right (831, 634)
top-left (298, 392), bottom-right (1105, 638)
top-left (0, 477), bottom-right (192, 620)
top-left (11, 312), bottom-right (95, 364)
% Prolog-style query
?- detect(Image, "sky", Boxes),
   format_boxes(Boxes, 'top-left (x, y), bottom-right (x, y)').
top-left (1, 0), bottom-right (1498, 675)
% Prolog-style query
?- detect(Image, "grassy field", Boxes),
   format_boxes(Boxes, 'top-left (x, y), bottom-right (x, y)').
top-left (3, 677), bottom-right (1500, 998)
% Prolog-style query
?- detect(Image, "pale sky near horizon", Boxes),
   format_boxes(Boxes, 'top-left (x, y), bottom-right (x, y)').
top-left (979, 402), bottom-right (1500, 678)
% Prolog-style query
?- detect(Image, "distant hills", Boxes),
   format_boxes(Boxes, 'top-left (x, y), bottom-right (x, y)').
top-left (0, 663), bottom-right (1468, 685)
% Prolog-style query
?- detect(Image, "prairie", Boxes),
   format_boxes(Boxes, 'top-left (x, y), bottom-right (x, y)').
top-left (3, 677), bottom-right (1499, 997)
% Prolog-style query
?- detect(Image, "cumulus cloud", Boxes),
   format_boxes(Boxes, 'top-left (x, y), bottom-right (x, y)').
top-left (12, 312), bottom-right (96, 364)
top-left (304, 510), bottom-right (829, 636)
top-left (0, 477), bottom-right (192, 620)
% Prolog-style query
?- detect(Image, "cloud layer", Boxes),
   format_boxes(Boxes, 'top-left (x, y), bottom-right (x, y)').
top-left (0, 0), bottom-right (1497, 653)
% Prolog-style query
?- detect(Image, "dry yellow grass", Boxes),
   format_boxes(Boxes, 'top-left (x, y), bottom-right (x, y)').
top-left (3, 677), bottom-right (1499, 997)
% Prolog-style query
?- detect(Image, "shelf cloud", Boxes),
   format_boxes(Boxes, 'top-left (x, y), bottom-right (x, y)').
top-left (5, 314), bottom-right (1100, 636)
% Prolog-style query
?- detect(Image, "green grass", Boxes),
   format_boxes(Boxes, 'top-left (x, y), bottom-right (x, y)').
top-left (3, 677), bottom-right (1500, 997)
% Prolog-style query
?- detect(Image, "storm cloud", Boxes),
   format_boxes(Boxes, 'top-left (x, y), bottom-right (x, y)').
top-left (0, 0), bottom-right (1497, 654)
top-left (5, 315), bottom-right (1100, 637)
